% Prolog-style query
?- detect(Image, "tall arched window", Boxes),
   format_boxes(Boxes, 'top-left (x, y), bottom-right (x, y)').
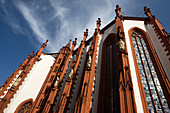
top-left (98, 34), bottom-right (120, 113)
top-left (15, 99), bottom-right (33, 113)
top-left (129, 28), bottom-right (169, 113)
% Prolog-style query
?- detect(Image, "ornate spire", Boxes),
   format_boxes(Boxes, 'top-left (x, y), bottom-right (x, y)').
top-left (21, 51), bottom-right (35, 69)
top-left (115, 5), bottom-right (122, 17)
top-left (144, 6), bottom-right (154, 18)
top-left (83, 29), bottom-right (88, 42)
top-left (23, 51), bottom-right (34, 63)
top-left (96, 18), bottom-right (101, 32)
top-left (71, 38), bottom-right (77, 51)
top-left (28, 51), bottom-right (34, 59)
top-left (65, 39), bottom-right (71, 48)
top-left (37, 40), bottom-right (48, 56)
top-left (43, 40), bottom-right (48, 48)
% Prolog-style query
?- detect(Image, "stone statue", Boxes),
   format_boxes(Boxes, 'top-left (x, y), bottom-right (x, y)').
top-left (12, 77), bottom-right (22, 88)
top-left (68, 68), bottom-right (74, 79)
top-left (54, 77), bottom-right (59, 87)
top-left (0, 87), bottom-right (3, 91)
top-left (86, 55), bottom-right (92, 68)
top-left (118, 39), bottom-right (125, 51)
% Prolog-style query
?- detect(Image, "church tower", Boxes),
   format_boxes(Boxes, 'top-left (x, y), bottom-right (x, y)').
top-left (0, 5), bottom-right (169, 113)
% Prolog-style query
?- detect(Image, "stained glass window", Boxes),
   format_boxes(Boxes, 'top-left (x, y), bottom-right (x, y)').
top-left (17, 101), bottom-right (32, 113)
top-left (131, 30), bottom-right (169, 113)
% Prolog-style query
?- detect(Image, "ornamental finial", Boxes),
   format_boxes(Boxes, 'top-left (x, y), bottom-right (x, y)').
top-left (144, 6), bottom-right (153, 18)
top-left (115, 5), bottom-right (121, 17)
top-left (96, 18), bottom-right (101, 31)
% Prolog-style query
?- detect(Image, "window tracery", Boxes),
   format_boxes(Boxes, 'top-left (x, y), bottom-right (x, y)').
top-left (131, 30), bottom-right (169, 113)
top-left (16, 101), bottom-right (32, 113)
top-left (104, 36), bottom-right (119, 113)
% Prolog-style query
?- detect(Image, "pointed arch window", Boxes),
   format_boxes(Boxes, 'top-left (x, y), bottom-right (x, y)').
top-left (98, 34), bottom-right (120, 113)
top-left (15, 99), bottom-right (33, 113)
top-left (105, 35), bottom-right (119, 113)
top-left (130, 29), bottom-right (169, 113)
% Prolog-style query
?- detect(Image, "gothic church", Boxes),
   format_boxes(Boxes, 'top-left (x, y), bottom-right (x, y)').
top-left (0, 5), bottom-right (170, 113)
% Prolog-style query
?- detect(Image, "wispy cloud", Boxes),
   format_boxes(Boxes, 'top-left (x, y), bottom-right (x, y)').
top-left (13, 0), bottom-right (74, 52)
top-left (1, 0), bottom-right (140, 53)
top-left (47, 0), bottom-right (116, 50)
top-left (15, 1), bottom-right (48, 44)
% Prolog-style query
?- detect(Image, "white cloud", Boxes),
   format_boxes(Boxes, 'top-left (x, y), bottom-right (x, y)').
top-left (10, 0), bottom-right (135, 53)
top-left (47, 0), bottom-right (115, 51)
top-left (7, 0), bottom-right (116, 53)
top-left (16, 1), bottom-right (48, 43)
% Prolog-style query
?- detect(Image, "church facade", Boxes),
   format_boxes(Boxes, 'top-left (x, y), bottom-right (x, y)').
top-left (0, 5), bottom-right (169, 113)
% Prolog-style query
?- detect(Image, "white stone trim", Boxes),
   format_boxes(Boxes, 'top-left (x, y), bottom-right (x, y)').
top-left (0, 71), bottom-right (22, 100)
top-left (92, 23), bottom-right (116, 113)
top-left (123, 20), bottom-right (147, 113)
top-left (4, 54), bottom-right (55, 113)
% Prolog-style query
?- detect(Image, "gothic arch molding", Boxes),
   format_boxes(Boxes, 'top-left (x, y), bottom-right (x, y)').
top-left (128, 27), bottom-right (170, 112)
top-left (14, 98), bottom-right (33, 113)
top-left (98, 33), bottom-right (120, 113)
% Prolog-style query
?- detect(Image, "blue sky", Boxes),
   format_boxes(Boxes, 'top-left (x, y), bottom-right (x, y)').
top-left (0, 0), bottom-right (170, 86)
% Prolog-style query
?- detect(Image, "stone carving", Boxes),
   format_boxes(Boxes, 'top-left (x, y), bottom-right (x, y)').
top-left (12, 77), bottom-right (22, 88)
top-left (0, 87), bottom-right (3, 91)
top-left (68, 68), bottom-right (74, 79)
top-left (54, 77), bottom-right (59, 87)
top-left (118, 39), bottom-right (125, 51)
top-left (86, 55), bottom-right (92, 68)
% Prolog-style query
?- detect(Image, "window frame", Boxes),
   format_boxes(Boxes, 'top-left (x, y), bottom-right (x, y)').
top-left (97, 33), bottom-right (120, 113)
top-left (128, 27), bottom-right (170, 112)
top-left (14, 98), bottom-right (33, 113)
